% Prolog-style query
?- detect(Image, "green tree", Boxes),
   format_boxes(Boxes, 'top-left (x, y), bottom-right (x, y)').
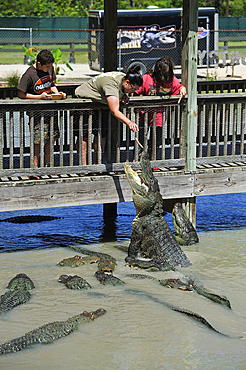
top-left (1, 0), bottom-right (246, 17)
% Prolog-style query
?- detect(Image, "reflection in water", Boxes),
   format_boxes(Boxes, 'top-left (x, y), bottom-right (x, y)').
top-left (0, 194), bottom-right (245, 369)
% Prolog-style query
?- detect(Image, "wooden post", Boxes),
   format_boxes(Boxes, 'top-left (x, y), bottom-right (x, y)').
top-left (181, 0), bottom-right (198, 226)
top-left (103, 0), bottom-right (118, 218)
top-left (104, 0), bottom-right (117, 72)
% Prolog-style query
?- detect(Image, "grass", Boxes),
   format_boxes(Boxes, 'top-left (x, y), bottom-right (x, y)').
top-left (5, 71), bottom-right (21, 87)
top-left (0, 44), bottom-right (88, 64)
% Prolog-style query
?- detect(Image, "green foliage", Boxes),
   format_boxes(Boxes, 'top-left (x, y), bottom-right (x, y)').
top-left (51, 48), bottom-right (73, 75)
top-left (22, 46), bottom-right (39, 65)
top-left (0, 0), bottom-right (91, 16)
top-left (0, 0), bottom-right (246, 17)
top-left (5, 71), bottom-right (21, 87)
top-left (22, 46), bottom-right (73, 76)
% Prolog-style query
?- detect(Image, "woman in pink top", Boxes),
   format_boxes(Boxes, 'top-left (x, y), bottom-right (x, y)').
top-left (135, 56), bottom-right (186, 157)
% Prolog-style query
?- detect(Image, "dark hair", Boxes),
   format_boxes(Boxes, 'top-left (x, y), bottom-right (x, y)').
top-left (36, 50), bottom-right (54, 65)
top-left (152, 56), bottom-right (174, 85)
top-left (125, 65), bottom-right (143, 87)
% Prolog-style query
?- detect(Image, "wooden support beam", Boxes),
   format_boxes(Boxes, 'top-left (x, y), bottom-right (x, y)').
top-left (181, 0), bottom-right (199, 226)
top-left (103, 0), bottom-right (118, 222)
top-left (104, 0), bottom-right (117, 72)
top-left (182, 0), bottom-right (198, 172)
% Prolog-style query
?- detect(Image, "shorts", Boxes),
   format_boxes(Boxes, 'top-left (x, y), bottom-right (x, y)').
top-left (29, 112), bottom-right (59, 145)
top-left (73, 110), bottom-right (108, 139)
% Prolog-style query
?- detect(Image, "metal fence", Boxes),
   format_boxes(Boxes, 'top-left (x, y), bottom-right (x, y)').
top-left (1, 27), bottom-right (246, 80)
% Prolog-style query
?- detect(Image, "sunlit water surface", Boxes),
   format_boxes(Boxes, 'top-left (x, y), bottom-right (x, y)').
top-left (0, 194), bottom-right (245, 370)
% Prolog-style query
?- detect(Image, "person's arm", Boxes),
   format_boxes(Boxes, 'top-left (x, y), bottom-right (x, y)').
top-left (50, 85), bottom-right (66, 99)
top-left (107, 95), bottom-right (139, 132)
top-left (18, 89), bottom-right (52, 100)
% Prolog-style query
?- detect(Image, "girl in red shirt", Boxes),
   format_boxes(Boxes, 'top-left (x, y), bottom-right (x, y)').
top-left (135, 56), bottom-right (186, 157)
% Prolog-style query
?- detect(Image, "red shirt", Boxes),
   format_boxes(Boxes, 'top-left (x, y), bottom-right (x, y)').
top-left (135, 73), bottom-right (184, 126)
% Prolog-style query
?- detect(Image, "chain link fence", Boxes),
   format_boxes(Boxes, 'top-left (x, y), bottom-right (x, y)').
top-left (0, 27), bottom-right (88, 66)
top-left (1, 27), bottom-right (246, 79)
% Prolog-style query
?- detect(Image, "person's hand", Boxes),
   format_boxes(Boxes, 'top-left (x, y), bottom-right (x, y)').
top-left (128, 121), bottom-right (139, 132)
top-left (180, 86), bottom-right (186, 97)
top-left (40, 92), bottom-right (52, 100)
top-left (59, 92), bottom-right (66, 99)
top-left (122, 94), bottom-right (129, 105)
top-left (178, 86), bottom-right (186, 104)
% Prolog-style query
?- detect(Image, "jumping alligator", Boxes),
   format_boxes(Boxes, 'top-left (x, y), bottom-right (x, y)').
top-left (0, 274), bottom-right (35, 313)
top-left (124, 152), bottom-right (195, 268)
top-left (0, 308), bottom-right (106, 355)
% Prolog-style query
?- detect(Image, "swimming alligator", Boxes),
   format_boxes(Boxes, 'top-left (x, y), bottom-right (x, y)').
top-left (127, 274), bottom-right (231, 309)
top-left (0, 274), bottom-right (35, 314)
top-left (57, 255), bottom-right (99, 267)
top-left (7, 273), bottom-right (35, 291)
top-left (124, 152), bottom-right (194, 268)
top-left (172, 203), bottom-right (199, 245)
top-left (58, 274), bottom-right (92, 290)
top-left (60, 245), bottom-right (117, 273)
top-left (0, 308), bottom-right (106, 355)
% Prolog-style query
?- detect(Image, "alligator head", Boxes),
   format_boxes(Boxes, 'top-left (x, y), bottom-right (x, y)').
top-left (124, 152), bottom-right (163, 217)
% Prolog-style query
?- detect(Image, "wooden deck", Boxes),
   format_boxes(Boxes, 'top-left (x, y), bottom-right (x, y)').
top-left (0, 91), bottom-right (245, 213)
top-left (0, 156), bottom-right (245, 212)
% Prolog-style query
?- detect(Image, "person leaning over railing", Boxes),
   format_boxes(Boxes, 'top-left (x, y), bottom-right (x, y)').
top-left (74, 66), bottom-right (143, 165)
top-left (18, 49), bottom-right (66, 168)
top-left (134, 56), bottom-right (186, 158)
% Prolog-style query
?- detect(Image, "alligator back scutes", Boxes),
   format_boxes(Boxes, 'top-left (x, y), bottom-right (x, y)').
top-left (7, 273), bottom-right (35, 291)
top-left (0, 309), bottom-right (106, 355)
top-left (0, 290), bottom-right (31, 313)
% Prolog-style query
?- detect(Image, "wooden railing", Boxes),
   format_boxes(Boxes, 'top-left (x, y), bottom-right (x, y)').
top-left (0, 93), bottom-right (245, 178)
top-left (2, 79), bottom-right (246, 100)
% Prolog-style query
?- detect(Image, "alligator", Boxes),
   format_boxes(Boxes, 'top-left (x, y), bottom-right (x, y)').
top-left (63, 245), bottom-right (117, 273)
top-left (0, 308), bottom-right (106, 355)
top-left (57, 255), bottom-right (99, 267)
top-left (160, 278), bottom-right (193, 291)
top-left (0, 290), bottom-right (31, 313)
top-left (58, 274), bottom-right (92, 290)
top-left (0, 274), bottom-right (35, 313)
top-left (172, 203), bottom-right (199, 245)
top-left (126, 288), bottom-right (240, 338)
top-left (95, 271), bottom-right (125, 286)
top-left (128, 273), bottom-right (231, 309)
top-left (124, 152), bottom-right (193, 269)
top-left (125, 256), bottom-right (175, 272)
top-left (7, 273), bottom-right (35, 291)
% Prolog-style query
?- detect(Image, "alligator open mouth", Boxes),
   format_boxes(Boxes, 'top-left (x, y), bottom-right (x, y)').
top-left (124, 162), bottom-right (149, 197)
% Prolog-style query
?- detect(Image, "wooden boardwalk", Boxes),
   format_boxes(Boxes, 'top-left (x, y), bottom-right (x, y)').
top-left (0, 157), bottom-right (245, 212)
top-left (0, 85), bottom-right (246, 216)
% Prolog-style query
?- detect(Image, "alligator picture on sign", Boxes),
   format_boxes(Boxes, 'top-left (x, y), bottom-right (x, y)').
top-left (117, 25), bottom-right (176, 52)
top-left (88, 7), bottom-right (218, 74)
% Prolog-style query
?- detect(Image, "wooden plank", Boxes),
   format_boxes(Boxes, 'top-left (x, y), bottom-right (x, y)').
top-left (194, 169), bottom-right (246, 196)
top-left (104, 0), bottom-right (117, 72)
top-left (0, 165), bottom-right (245, 212)
top-left (0, 172), bottom-right (194, 212)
